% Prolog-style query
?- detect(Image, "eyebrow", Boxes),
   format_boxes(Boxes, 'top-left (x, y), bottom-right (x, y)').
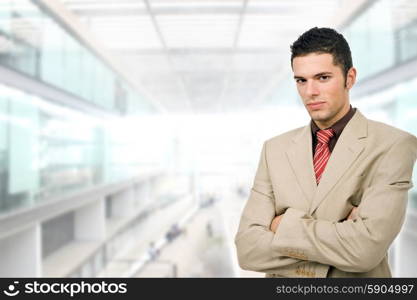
top-left (294, 72), bottom-right (333, 80)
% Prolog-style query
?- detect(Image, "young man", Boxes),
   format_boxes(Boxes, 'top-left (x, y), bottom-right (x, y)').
top-left (234, 27), bottom-right (417, 277)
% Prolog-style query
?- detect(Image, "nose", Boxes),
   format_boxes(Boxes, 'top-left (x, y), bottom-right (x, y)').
top-left (305, 80), bottom-right (320, 97)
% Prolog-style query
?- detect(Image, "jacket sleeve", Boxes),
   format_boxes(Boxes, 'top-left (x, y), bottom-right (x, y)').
top-left (271, 134), bottom-right (417, 273)
top-left (234, 141), bottom-right (304, 273)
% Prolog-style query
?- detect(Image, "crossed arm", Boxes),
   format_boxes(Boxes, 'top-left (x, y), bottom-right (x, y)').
top-left (270, 207), bottom-right (358, 233)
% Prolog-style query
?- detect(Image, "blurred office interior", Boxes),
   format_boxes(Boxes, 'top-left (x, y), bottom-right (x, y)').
top-left (0, 0), bottom-right (417, 277)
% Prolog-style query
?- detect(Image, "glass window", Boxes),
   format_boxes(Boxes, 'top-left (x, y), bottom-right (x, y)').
top-left (397, 21), bottom-right (417, 63)
top-left (0, 1), bottom-right (12, 35)
top-left (40, 18), bottom-right (64, 88)
top-left (343, 0), bottom-right (395, 80)
top-left (0, 0), bottom-right (153, 115)
top-left (63, 35), bottom-right (83, 97)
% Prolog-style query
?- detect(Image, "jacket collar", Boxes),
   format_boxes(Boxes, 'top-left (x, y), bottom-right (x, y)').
top-left (286, 109), bottom-right (368, 214)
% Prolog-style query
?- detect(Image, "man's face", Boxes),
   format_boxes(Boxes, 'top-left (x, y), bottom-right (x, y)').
top-left (292, 53), bottom-right (356, 129)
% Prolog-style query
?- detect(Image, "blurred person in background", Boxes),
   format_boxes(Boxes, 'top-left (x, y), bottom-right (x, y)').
top-left (235, 27), bottom-right (417, 278)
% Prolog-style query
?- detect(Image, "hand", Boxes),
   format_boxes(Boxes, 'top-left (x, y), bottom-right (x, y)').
top-left (347, 206), bottom-right (358, 220)
top-left (270, 214), bottom-right (284, 233)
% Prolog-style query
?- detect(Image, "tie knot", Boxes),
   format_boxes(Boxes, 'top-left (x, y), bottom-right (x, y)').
top-left (317, 129), bottom-right (334, 144)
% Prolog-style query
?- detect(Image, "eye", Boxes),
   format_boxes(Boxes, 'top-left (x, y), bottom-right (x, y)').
top-left (319, 75), bottom-right (330, 81)
top-left (295, 78), bottom-right (306, 84)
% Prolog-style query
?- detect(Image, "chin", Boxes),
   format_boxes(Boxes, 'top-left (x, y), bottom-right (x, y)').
top-left (310, 111), bottom-right (327, 119)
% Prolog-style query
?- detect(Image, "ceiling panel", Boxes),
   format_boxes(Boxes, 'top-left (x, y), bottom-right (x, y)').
top-left (60, 0), bottom-right (354, 113)
top-left (157, 15), bottom-right (239, 48)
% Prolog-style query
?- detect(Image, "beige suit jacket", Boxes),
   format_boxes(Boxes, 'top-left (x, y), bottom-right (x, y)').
top-left (235, 110), bottom-right (417, 277)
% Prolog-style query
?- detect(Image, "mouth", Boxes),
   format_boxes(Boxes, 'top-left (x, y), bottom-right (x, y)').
top-left (306, 101), bottom-right (326, 110)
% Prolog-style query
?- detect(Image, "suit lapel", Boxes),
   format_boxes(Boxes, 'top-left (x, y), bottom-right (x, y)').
top-left (286, 125), bottom-right (317, 204)
top-left (308, 110), bottom-right (368, 215)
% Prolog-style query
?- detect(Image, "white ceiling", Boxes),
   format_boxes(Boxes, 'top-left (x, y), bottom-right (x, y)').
top-left (60, 0), bottom-right (350, 113)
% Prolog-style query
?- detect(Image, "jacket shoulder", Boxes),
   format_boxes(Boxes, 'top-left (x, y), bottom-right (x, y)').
top-left (265, 126), bottom-right (306, 147)
top-left (367, 119), bottom-right (417, 142)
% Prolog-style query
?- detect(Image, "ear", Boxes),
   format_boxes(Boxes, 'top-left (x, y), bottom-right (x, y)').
top-left (345, 67), bottom-right (357, 89)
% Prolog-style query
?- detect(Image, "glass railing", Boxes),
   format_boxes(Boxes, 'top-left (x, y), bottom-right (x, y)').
top-left (0, 83), bottom-right (166, 215)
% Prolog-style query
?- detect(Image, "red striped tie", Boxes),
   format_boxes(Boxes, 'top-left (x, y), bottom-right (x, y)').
top-left (313, 129), bottom-right (334, 184)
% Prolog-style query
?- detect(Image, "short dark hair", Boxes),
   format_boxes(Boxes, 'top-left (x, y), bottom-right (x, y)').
top-left (290, 27), bottom-right (352, 78)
